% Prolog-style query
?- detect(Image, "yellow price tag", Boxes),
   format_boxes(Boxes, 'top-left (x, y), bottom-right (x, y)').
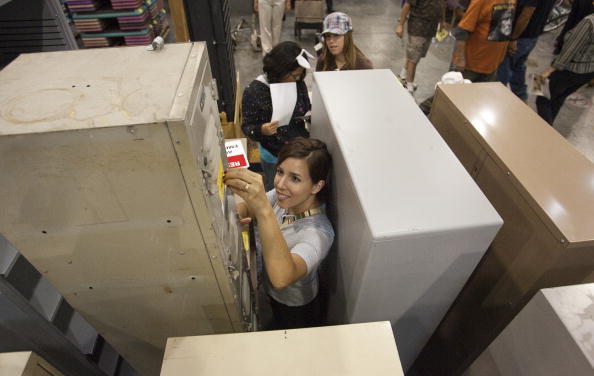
top-left (217, 160), bottom-right (225, 202)
top-left (242, 231), bottom-right (250, 252)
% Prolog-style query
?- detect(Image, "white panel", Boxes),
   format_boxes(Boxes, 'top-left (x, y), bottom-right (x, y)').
top-left (311, 69), bottom-right (502, 370)
top-left (161, 322), bottom-right (404, 376)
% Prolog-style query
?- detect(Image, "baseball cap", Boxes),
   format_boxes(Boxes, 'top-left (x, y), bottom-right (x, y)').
top-left (322, 12), bottom-right (352, 35)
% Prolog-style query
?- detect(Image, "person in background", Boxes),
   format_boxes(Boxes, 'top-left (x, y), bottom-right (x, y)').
top-left (554, 0), bottom-right (594, 54)
top-left (255, 0), bottom-right (291, 55)
top-left (536, 13), bottom-right (594, 125)
top-left (316, 12), bottom-right (373, 71)
top-left (242, 41), bottom-right (313, 191)
top-left (497, 0), bottom-right (556, 101)
top-left (224, 138), bottom-right (334, 329)
top-left (450, 0), bottom-right (516, 82)
top-left (396, 0), bottom-right (447, 94)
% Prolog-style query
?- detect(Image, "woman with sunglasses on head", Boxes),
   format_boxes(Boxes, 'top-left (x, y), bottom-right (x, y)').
top-left (316, 12), bottom-right (373, 71)
top-left (242, 41), bottom-right (315, 191)
top-left (224, 137), bottom-right (334, 329)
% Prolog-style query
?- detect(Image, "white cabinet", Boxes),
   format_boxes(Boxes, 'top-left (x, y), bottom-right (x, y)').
top-left (161, 322), bottom-right (404, 376)
top-left (0, 351), bottom-right (63, 376)
top-left (465, 283), bottom-right (594, 376)
top-left (311, 69), bottom-right (502, 370)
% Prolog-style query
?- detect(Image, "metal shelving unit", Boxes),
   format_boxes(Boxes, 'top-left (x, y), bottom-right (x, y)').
top-left (0, 0), bottom-right (77, 68)
top-left (0, 235), bottom-right (138, 376)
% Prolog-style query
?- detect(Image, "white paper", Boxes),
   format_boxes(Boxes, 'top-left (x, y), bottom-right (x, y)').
top-left (270, 82), bottom-right (297, 127)
top-left (225, 139), bottom-right (250, 168)
top-left (529, 73), bottom-right (550, 99)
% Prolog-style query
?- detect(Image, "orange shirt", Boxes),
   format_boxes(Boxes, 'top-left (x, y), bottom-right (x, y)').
top-left (459, 0), bottom-right (516, 74)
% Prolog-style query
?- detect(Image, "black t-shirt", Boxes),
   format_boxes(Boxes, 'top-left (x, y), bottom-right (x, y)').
top-left (519, 0), bottom-right (557, 38)
top-left (408, 0), bottom-right (444, 38)
top-left (241, 79), bottom-right (310, 156)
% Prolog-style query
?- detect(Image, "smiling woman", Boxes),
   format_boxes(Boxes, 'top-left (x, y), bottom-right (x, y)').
top-left (223, 138), bottom-right (334, 329)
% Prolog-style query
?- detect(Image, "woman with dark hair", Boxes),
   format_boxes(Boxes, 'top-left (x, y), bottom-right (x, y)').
top-left (224, 137), bottom-right (334, 329)
top-left (316, 12), bottom-right (373, 71)
top-left (242, 41), bottom-right (314, 191)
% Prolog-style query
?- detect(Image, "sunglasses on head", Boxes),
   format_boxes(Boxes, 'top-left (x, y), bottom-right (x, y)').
top-left (296, 49), bottom-right (315, 69)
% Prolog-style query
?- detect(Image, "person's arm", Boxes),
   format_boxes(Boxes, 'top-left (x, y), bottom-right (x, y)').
top-left (396, 2), bottom-right (411, 38)
top-left (253, 0), bottom-right (258, 12)
top-left (451, 27), bottom-right (470, 71)
top-left (451, 0), bottom-right (482, 71)
top-left (224, 169), bottom-right (307, 289)
top-left (507, 5), bottom-right (536, 54)
top-left (256, 205), bottom-right (308, 289)
top-left (511, 6), bottom-right (535, 39)
top-left (285, 0), bottom-right (291, 12)
top-left (553, 16), bottom-right (593, 71)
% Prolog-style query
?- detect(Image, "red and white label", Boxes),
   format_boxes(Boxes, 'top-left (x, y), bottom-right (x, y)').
top-left (225, 139), bottom-right (250, 169)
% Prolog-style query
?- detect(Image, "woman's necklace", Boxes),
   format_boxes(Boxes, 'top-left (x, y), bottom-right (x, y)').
top-left (281, 207), bottom-right (325, 227)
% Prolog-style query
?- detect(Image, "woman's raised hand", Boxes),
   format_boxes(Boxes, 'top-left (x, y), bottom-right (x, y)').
top-left (261, 121), bottom-right (279, 136)
top-left (224, 168), bottom-right (270, 217)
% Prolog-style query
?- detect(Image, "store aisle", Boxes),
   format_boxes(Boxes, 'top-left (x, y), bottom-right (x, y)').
top-left (229, 0), bottom-right (593, 162)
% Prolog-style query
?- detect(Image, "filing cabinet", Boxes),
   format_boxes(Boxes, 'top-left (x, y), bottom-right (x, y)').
top-left (0, 43), bottom-right (255, 376)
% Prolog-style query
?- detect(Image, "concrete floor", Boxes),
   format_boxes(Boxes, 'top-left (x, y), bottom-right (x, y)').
top-left (228, 0), bottom-right (593, 162)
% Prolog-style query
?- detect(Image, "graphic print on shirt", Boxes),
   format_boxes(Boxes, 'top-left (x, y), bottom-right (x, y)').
top-left (488, 3), bottom-right (515, 41)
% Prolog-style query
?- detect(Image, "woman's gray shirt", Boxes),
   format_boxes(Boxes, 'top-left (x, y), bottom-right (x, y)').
top-left (256, 190), bottom-right (335, 306)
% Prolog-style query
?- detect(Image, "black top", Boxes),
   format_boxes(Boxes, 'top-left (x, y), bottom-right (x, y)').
top-left (241, 79), bottom-right (310, 156)
top-left (518, 0), bottom-right (557, 38)
top-left (556, 0), bottom-right (594, 49)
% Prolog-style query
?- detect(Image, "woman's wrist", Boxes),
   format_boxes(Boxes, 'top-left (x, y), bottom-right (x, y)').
top-left (254, 203), bottom-right (276, 222)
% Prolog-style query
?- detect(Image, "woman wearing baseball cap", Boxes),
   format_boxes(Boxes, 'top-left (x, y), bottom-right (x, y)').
top-left (316, 12), bottom-right (373, 71)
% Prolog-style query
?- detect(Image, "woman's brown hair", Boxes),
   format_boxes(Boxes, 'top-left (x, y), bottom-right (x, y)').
top-left (277, 137), bottom-right (332, 202)
top-left (319, 31), bottom-right (363, 71)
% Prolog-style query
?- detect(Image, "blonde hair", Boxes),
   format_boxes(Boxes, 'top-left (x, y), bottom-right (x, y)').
top-left (320, 31), bottom-right (363, 71)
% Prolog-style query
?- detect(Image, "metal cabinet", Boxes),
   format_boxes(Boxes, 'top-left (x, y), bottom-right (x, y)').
top-left (413, 82), bottom-right (594, 376)
top-left (0, 43), bottom-right (255, 376)
top-left (310, 70), bottom-right (502, 371)
top-left (464, 284), bottom-right (594, 376)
